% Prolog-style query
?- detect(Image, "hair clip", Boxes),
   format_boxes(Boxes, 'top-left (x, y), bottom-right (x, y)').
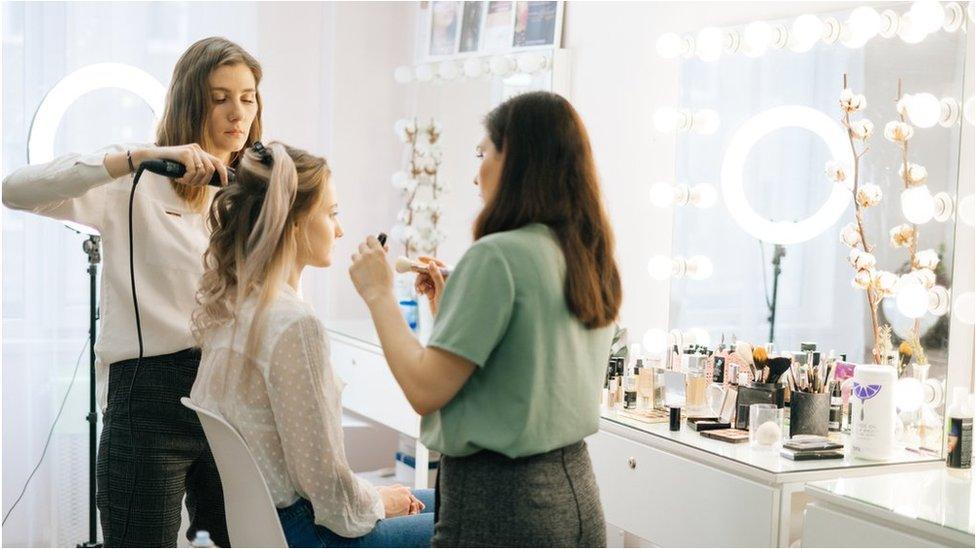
top-left (251, 141), bottom-right (273, 166)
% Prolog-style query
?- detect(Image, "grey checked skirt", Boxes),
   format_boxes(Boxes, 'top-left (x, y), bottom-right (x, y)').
top-left (433, 440), bottom-right (606, 547)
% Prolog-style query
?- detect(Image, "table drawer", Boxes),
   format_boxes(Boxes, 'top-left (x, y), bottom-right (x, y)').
top-left (331, 340), bottom-right (420, 438)
top-left (586, 429), bottom-right (777, 547)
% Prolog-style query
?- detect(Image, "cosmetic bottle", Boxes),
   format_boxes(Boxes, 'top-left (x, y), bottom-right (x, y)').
top-left (685, 357), bottom-right (709, 415)
top-left (636, 359), bottom-right (655, 411)
top-left (946, 388), bottom-right (973, 472)
top-left (828, 381), bottom-right (843, 431)
top-left (623, 364), bottom-right (637, 410)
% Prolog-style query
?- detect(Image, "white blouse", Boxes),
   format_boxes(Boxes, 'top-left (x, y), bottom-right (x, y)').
top-left (189, 285), bottom-right (385, 538)
top-left (2, 144), bottom-right (216, 411)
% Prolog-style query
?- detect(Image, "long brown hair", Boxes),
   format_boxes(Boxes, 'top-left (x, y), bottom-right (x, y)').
top-left (156, 36), bottom-right (263, 210)
top-left (475, 91), bottom-right (621, 329)
top-left (192, 142), bottom-right (329, 355)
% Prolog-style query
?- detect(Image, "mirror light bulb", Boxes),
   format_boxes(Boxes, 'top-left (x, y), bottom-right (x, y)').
top-left (790, 14), bottom-right (824, 52)
top-left (438, 61), bottom-right (460, 81)
top-left (415, 64), bottom-right (435, 82)
top-left (687, 255), bottom-right (714, 280)
top-left (648, 255), bottom-right (675, 281)
top-left (954, 291), bottom-right (976, 325)
top-left (696, 27), bottom-right (724, 61)
top-left (649, 182), bottom-right (675, 208)
top-left (489, 56), bottom-right (514, 76)
top-left (901, 186), bottom-right (936, 224)
top-left (895, 377), bottom-right (925, 412)
top-left (896, 282), bottom-right (929, 318)
top-left (898, 12), bottom-right (929, 43)
top-left (910, 0), bottom-right (947, 34)
top-left (958, 194), bottom-right (975, 227)
top-left (905, 92), bottom-right (942, 128)
top-left (742, 21), bottom-right (772, 57)
top-left (643, 328), bottom-right (669, 355)
top-left (843, 6), bottom-right (882, 47)
top-left (690, 184), bottom-right (717, 208)
top-left (693, 109), bottom-right (720, 134)
top-left (654, 107), bottom-right (686, 133)
top-left (656, 32), bottom-right (685, 58)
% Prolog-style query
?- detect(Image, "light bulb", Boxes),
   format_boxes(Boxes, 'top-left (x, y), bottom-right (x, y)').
top-left (843, 6), bottom-right (882, 47)
top-left (415, 64), bottom-right (435, 82)
top-left (438, 61), bottom-right (460, 81)
top-left (790, 14), bottom-right (824, 52)
top-left (654, 107), bottom-right (688, 133)
top-left (643, 328), bottom-right (668, 356)
top-left (656, 32), bottom-right (685, 59)
top-left (901, 186), bottom-right (936, 224)
top-left (463, 58), bottom-right (486, 79)
top-left (693, 109), bottom-right (720, 134)
top-left (898, 12), bottom-right (929, 43)
top-left (954, 291), bottom-right (976, 325)
top-left (965, 97), bottom-right (975, 126)
top-left (905, 92), bottom-right (942, 128)
top-left (690, 184), bottom-right (717, 208)
top-left (517, 53), bottom-right (546, 74)
top-left (649, 182), bottom-right (675, 208)
top-left (958, 194), bottom-right (975, 227)
top-left (910, 0), bottom-right (947, 34)
top-left (742, 21), bottom-right (773, 57)
top-left (687, 255), bottom-right (713, 280)
top-left (696, 27), bottom-right (724, 61)
top-left (687, 328), bottom-right (711, 347)
top-left (928, 285), bottom-right (950, 316)
top-left (647, 255), bottom-right (675, 281)
top-left (896, 281), bottom-right (929, 318)
top-left (393, 66), bottom-right (415, 83)
top-left (895, 377), bottom-right (925, 412)
top-left (489, 56), bottom-right (515, 77)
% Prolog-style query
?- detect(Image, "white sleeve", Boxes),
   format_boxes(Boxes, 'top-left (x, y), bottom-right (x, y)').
top-left (1, 144), bottom-right (133, 231)
top-left (266, 314), bottom-right (385, 538)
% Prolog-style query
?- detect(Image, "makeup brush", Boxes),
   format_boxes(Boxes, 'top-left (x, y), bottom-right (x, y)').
top-left (395, 256), bottom-right (454, 277)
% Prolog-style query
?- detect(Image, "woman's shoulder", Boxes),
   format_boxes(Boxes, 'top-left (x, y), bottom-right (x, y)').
top-left (470, 224), bottom-right (556, 262)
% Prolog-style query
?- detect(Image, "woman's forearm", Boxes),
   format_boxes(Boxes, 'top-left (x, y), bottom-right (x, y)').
top-left (365, 292), bottom-right (429, 411)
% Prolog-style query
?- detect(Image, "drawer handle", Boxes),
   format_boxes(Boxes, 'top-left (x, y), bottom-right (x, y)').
top-left (627, 457), bottom-right (637, 469)
top-left (351, 359), bottom-right (357, 366)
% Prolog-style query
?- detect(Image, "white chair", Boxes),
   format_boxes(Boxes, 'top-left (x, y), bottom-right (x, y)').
top-left (181, 397), bottom-right (289, 548)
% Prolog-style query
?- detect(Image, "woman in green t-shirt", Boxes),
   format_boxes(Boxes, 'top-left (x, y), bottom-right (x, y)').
top-left (349, 91), bottom-right (622, 547)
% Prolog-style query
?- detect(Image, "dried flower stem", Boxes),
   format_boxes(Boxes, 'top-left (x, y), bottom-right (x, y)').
top-left (842, 73), bottom-right (882, 364)
top-left (895, 79), bottom-right (924, 343)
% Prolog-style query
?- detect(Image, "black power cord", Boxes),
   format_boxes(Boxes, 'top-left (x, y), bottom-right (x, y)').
top-left (2, 338), bottom-right (89, 526)
top-left (118, 162), bottom-right (233, 544)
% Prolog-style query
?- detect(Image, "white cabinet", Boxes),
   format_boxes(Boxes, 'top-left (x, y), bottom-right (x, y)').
top-left (588, 429), bottom-right (777, 547)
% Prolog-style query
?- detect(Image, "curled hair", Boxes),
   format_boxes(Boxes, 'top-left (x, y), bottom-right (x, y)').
top-left (192, 142), bottom-right (329, 354)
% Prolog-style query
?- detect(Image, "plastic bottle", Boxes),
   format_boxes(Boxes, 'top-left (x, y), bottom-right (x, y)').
top-left (946, 388), bottom-right (973, 472)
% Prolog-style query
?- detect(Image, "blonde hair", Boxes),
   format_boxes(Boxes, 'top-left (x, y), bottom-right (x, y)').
top-left (192, 142), bottom-right (330, 357)
top-left (156, 36), bottom-right (263, 211)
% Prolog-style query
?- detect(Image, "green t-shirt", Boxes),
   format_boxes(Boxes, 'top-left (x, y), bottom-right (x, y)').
top-left (421, 223), bottom-right (614, 458)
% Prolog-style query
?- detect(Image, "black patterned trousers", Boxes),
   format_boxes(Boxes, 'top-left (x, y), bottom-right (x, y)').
top-left (96, 348), bottom-right (230, 547)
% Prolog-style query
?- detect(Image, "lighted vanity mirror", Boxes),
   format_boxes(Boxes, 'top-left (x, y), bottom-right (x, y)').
top-left (666, 3), bottom-right (970, 396)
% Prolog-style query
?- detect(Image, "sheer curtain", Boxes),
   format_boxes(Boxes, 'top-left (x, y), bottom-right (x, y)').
top-left (1, 3), bottom-right (260, 546)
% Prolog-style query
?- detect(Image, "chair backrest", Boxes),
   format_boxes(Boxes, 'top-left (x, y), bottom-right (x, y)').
top-left (181, 397), bottom-right (289, 548)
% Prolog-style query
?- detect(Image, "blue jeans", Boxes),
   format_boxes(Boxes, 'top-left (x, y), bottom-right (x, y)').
top-left (278, 489), bottom-right (435, 548)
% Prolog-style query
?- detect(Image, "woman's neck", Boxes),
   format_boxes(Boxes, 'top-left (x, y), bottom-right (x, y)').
top-left (287, 263), bottom-right (304, 292)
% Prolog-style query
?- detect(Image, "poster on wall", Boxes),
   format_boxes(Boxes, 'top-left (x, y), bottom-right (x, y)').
top-left (458, 1), bottom-right (485, 53)
top-left (513, 1), bottom-right (558, 48)
top-left (429, 1), bottom-right (461, 57)
top-left (482, 1), bottom-right (515, 52)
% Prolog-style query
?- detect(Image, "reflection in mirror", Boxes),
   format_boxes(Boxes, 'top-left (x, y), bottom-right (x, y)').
top-left (664, 4), bottom-right (970, 452)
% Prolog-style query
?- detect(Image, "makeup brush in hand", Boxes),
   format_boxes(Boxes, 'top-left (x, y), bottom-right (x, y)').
top-left (394, 256), bottom-right (454, 277)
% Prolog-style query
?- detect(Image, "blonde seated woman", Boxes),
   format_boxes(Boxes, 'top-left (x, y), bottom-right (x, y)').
top-left (189, 141), bottom-right (434, 548)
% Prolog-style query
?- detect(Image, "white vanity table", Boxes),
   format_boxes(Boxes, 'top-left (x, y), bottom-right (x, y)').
top-left (802, 468), bottom-right (974, 547)
top-left (588, 411), bottom-right (941, 547)
top-left (326, 320), bottom-right (433, 489)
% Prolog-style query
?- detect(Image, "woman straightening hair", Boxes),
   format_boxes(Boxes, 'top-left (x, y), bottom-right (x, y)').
top-left (2, 37), bottom-right (263, 546)
top-left (190, 142), bottom-right (434, 548)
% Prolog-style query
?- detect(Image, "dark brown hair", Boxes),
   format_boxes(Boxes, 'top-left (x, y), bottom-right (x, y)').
top-left (475, 91), bottom-right (621, 329)
top-left (156, 36), bottom-right (264, 210)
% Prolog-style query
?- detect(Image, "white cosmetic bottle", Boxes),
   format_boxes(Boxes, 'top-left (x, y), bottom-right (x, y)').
top-left (851, 364), bottom-right (897, 460)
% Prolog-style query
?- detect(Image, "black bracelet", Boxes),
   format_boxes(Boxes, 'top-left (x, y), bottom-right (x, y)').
top-left (126, 150), bottom-right (135, 172)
